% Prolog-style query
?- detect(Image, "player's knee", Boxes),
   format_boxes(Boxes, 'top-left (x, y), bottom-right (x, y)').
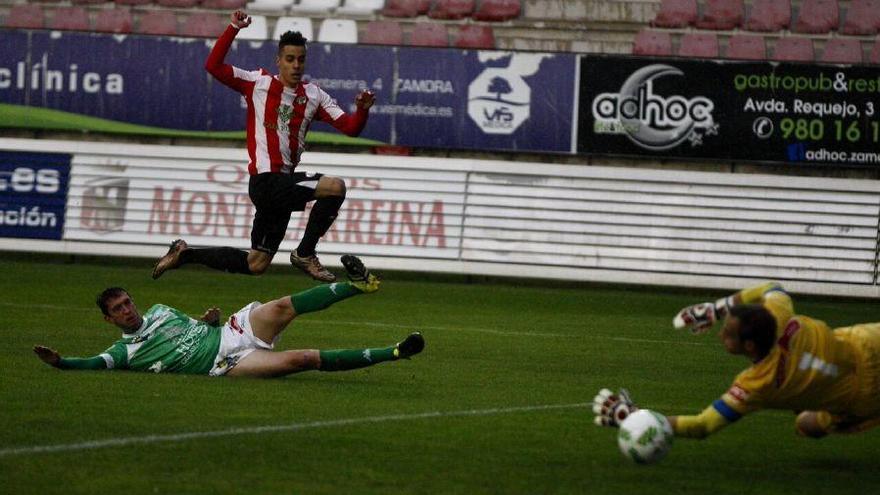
top-left (322, 176), bottom-right (346, 198)
top-left (285, 350), bottom-right (320, 371)
top-left (796, 412), bottom-right (828, 439)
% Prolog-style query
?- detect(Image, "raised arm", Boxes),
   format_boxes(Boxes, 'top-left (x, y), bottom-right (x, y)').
top-left (33, 345), bottom-right (108, 371)
top-left (205, 11), bottom-right (252, 91)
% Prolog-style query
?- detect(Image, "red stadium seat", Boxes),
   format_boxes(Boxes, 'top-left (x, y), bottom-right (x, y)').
top-left (180, 13), bottom-right (225, 38)
top-left (429, 0), bottom-right (475, 20)
top-left (408, 23), bottom-right (448, 47)
top-left (155, 0), bottom-right (200, 7)
top-left (48, 6), bottom-right (90, 31)
top-left (71, 0), bottom-right (109, 4)
top-left (115, 0), bottom-right (153, 5)
top-left (820, 38), bottom-right (864, 64)
top-left (362, 20), bottom-right (404, 45)
top-left (744, 0), bottom-right (790, 32)
top-left (695, 0), bottom-right (743, 30)
top-left (871, 38), bottom-right (880, 64)
top-left (202, 0), bottom-right (248, 9)
top-left (631, 29), bottom-right (672, 56)
top-left (726, 34), bottom-right (766, 60)
top-left (137, 10), bottom-right (178, 35)
top-left (4, 4), bottom-right (45, 29)
top-left (773, 37), bottom-right (815, 62)
top-left (382, 0), bottom-right (418, 17)
top-left (650, 0), bottom-right (697, 28)
top-left (454, 24), bottom-right (494, 48)
top-left (841, 0), bottom-right (880, 35)
top-left (677, 33), bottom-right (719, 58)
top-left (793, 0), bottom-right (839, 34)
top-left (94, 8), bottom-right (133, 33)
top-left (472, 0), bottom-right (521, 22)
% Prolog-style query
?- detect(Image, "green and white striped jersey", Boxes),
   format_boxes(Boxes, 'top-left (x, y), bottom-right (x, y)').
top-left (100, 304), bottom-right (221, 374)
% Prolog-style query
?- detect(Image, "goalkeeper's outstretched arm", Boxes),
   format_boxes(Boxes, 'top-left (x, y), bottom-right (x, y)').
top-left (669, 401), bottom-right (740, 439)
top-left (33, 345), bottom-right (108, 370)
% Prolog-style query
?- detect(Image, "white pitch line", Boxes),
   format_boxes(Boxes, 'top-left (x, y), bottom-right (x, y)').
top-left (0, 402), bottom-right (589, 458)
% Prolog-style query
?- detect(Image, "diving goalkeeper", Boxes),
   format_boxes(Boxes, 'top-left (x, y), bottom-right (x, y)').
top-left (593, 282), bottom-right (880, 438)
top-left (33, 256), bottom-right (424, 378)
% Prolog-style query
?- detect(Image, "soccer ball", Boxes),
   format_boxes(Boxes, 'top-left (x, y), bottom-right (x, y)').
top-left (617, 409), bottom-right (674, 464)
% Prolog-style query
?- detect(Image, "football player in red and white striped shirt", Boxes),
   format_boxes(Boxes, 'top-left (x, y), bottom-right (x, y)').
top-left (152, 10), bottom-right (375, 283)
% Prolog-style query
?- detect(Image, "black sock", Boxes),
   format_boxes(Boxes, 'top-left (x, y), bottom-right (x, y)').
top-left (179, 247), bottom-right (252, 275)
top-left (296, 196), bottom-right (344, 257)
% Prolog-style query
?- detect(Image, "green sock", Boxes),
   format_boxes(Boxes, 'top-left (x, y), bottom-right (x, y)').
top-left (319, 346), bottom-right (397, 371)
top-left (291, 282), bottom-right (361, 315)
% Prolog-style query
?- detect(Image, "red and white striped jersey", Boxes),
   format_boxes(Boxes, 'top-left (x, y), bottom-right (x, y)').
top-left (206, 25), bottom-right (368, 175)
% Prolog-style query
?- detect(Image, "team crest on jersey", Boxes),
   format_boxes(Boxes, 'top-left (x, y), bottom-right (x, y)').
top-left (278, 104), bottom-right (293, 123)
top-left (295, 95), bottom-right (307, 105)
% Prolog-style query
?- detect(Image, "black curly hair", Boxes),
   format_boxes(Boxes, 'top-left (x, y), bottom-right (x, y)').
top-left (279, 30), bottom-right (308, 53)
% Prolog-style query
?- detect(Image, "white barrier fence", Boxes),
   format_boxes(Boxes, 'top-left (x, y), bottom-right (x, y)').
top-left (2, 138), bottom-right (880, 297)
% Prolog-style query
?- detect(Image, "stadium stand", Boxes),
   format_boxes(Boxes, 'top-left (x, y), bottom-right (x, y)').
top-left (472, 0), bottom-right (521, 22)
top-left (94, 8), bottom-right (133, 33)
top-left (695, 0), bottom-right (744, 30)
top-left (429, 0), bottom-right (476, 20)
top-left (317, 18), bottom-right (357, 43)
top-left (650, 0), bottom-right (697, 28)
top-left (744, 0), bottom-right (791, 32)
top-left (246, 0), bottom-right (295, 13)
top-left (631, 29), bottom-right (673, 56)
top-left (202, 0), bottom-right (249, 9)
top-left (678, 32), bottom-right (719, 58)
top-left (71, 0), bottom-right (108, 5)
top-left (4, 3), bottom-right (45, 29)
top-left (725, 34), bottom-right (767, 60)
top-left (362, 20), bottom-right (404, 45)
top-left (48, 6), bottom-right (90, 31)
top-left (237, 13), bottom-right (268, 39)
top-left (772, 36), bottom-right (815, 61)
top-left (136, 10), bottom-right (178, 35)
top-left (155, 0), bottom-right (200, 7)
top-left (381, 0), bottom-right (423, 17)
top-left (273, 16), bottom-right (313, 40)
top-left (408, 22), bottom-right (449, 46)
top-left (841, 0), bottom-right (880, 35)
top-left (179, 13), bottom-right (225, 37)
top-left (871, 38), bottom-right (880, 64)
top-left (454, 24), bottom-right (495, 48)
top-left (115, 0), bottom-right (153, 5)
top-left (793, 0), bottom-right (839, 34)
top-left (296, 0), bottom-right (341, 14)
top-left (336, 0), bottom-right (385, 16)
top-left (819, 37), bottom-right (864, 63)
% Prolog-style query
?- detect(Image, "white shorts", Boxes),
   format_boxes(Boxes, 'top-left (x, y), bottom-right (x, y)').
top-left (209, 301), bottom-right (276, 376)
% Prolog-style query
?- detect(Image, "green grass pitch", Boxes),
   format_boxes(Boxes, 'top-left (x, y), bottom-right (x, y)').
top-left (2, 256), bottom-right (879, 494)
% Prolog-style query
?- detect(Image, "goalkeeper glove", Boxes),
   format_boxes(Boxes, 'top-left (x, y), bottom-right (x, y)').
top-left (672, 302), bottom-right (718, 334)
top-left (592, 388), bottom-right (638, 427)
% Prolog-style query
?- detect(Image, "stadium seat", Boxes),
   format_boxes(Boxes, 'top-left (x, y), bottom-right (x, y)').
top-left (841, 0), bottom-right (880, 35)
top-left (295, 0), bottom-right (340, 14)
top-left (336, 0), bottom-right (385, 16)
top-left (454, 24), bottom-right (494, 48)
top-left (4, 4), bottom-right (45, 29)
top-left (115, 0), bottom-right (153, 5)
top-left (48, 6), bottom-right (90, 31)
top-left (650, 0), bottom-right (697, 28)
top-left (472, 0), bottom-right (522, 22)
top-left (179, 13), bottom-right (225, 38)
top-left (382, 0), bottom-right (418, 17)
top-left (202, 0), bottom-right (249, 8)
top-left (94, 8), bottom-right (133, 33)
top-left (631, 29), bottom-right (672, 56)
top-left (820, 38), bottom-right (864, 64)
top-left (71, 0), bottom-right (108, 5)
top-left (429, 0), bottom-right (476, 20)
top-left (237, 14), bottom-right (268, 40)
top-left (155, 0), bottom-right (200, 7)
top-left (137, 10), bottom-right (178, 35)
top-left (273, 16), bottom-right (313, 41)
top-left (362, 20), bottom-right (404, 45)
top-left (408, 22), bottom-right (448, 46)
top-left (772, 37), bottom-right (815, 62)
top-left (744, 0), bottom-right (790, 32)
top-left (246, 0), bottom-right (294, 12)
top-left (677, 32), bottom-right (719, 58)
top-left (725, 34), bottom-right (766, 60)
top-left (162, 0), bottom-right (203, 6)
top-left (317, 18), bottom-right (357, 43)
top-left (871, 38), bottom-right (880, 64)
top-left (793, 0), bottom-right (839, 34)
top-left (695, 0), bottom-right (743, 30)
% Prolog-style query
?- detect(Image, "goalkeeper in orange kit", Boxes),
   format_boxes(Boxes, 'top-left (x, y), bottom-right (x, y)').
top-left (593, 282), bottom-right (880, 439)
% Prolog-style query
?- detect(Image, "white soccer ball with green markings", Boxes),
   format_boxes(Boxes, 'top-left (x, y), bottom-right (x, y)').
top-left (617, 409), bottom-right (673, 464)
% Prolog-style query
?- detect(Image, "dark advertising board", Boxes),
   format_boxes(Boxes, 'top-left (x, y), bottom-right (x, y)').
top-left (578, 55), bottom-right (880, 166)
top-left (0, 152), bottom-right (70, 240)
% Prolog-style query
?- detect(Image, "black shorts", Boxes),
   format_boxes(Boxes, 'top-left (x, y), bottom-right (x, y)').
top-left (248, 171), bottom-right (323, 254)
